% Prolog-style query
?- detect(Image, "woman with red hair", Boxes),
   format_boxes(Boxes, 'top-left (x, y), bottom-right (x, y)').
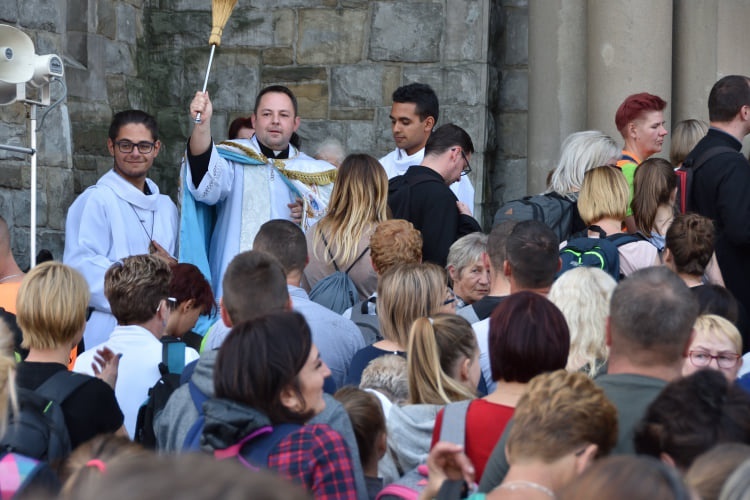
top-left (614, 92), bottom-right (668, 230)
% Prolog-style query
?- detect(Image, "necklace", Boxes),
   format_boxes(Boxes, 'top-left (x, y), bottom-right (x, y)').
top-left (128, 203), bottom-right (155, 251)
top-left (499, 480), bottom-right (555, 498)
top-left (0, 273), bottom-right (21, 283)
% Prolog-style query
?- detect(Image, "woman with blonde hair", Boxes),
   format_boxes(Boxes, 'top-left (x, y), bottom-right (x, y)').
top-left (380, 314), bottom-right (478, 483)
top-left (576, 166), bottom-right (660, 276)
top-left (304, 153), bottom-right (388, 300)
top-left (683, 314), bottom-right (743, 382)
top-left (548, 267), bottom-right (616, 378)
top-left (12, 262), bottom-right (124, 457)
top-left (670, 119), bottom-right (709, 168)
top-left (345, 262), bottom-right (451, 386)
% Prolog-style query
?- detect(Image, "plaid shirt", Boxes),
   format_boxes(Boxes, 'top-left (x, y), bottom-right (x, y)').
top-left (268, 424), bottom-right (357, 500)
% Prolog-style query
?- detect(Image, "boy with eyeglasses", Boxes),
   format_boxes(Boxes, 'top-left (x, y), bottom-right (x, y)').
top-left (64, 110), bottom-right (178, 349)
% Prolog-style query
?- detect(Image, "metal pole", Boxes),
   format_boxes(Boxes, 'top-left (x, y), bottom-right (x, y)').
top-left (29, 103), bottom-right (36, 267)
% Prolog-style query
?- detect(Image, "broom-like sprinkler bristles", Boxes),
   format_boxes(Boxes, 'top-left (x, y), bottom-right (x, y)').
top-left (209, 0), bottom-right (238, 46)
top-left (195, 0), bottom-right (238, 123)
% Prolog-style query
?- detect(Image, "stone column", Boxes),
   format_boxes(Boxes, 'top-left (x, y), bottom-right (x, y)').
top-left (586, 0), bottom-right (673, 154)
top-left (527, 0), bottom-right (587, 195)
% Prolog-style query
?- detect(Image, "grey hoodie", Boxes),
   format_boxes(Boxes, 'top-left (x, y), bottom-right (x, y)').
top-left (154, 349), bottom-right (369, 500)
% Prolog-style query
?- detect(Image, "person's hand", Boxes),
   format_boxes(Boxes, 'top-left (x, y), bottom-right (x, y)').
top-left (288, 198), bottom-right (304, 225)
top-left (150, 240), bottom-right (177, 266)
top-left (189, 91), bottom-right (213, 124)
top-left (420, 442), bottom-right (476, 500)
top-left (92, 347), bottom-right (121, 390)
top-left (457, 201), bottom-right (472, 216)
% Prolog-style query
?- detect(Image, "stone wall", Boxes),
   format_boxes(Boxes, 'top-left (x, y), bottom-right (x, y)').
top-left (1, 0), bottom-right (530, 266)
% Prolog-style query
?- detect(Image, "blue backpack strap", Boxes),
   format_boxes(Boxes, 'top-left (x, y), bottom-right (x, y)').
top-left (181, 380), bottom-right (210, 450)
top-left (241, 423), bottom-right (302, 468)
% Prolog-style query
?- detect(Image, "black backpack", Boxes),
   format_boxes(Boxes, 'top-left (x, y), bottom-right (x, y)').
top-left (676, 145), bottom-right (736, 214)
top-left (0, 371), bottom-right (88, 462)
top-left (349, 297), bottom-right (381, 345)
top-left (558, 226), bottom-right (639, 282)
top-left (134, 337), bottom-right (187, 448)
top-left (388, 172), bottom-right (444, 220)
top-left (493, 192), bottom-right (576, 242)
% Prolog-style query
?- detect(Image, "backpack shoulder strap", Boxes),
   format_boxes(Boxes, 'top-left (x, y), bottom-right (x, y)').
top-left (606, 232), bottom-right (640, 248)
top-left (345, 246), bottom-right (370, 273)
top-left (321, 233), bottom-right (341, 272)
top-left (242, 423), bottom-right (303, 467)
top-left (34, 371), bottom-right (89, 404)
top-left (685, 145), bottom-right (738, 172)
top-left (182, 380), bottom-right (210, 450)
top-left (438, 400), bottom-right (471, 446)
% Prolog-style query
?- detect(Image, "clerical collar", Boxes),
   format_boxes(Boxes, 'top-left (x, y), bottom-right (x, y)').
top-left (257, 140), bottom-right (290, 159)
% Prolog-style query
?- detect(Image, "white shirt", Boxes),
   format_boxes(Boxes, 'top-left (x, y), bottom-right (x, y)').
top-left (74, 324), bottom-right (199, 438)
top-left (63, 170), bottom-right (178, 348)
top-left (379, 147), bottom-right (475, 213)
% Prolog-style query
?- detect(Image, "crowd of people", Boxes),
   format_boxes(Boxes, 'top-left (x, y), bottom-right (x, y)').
top-left (0, 74), bottom-right (750, 499)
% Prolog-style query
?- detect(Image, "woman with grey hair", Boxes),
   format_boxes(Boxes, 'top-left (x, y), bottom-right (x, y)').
top-left (446, 232), bottom-right (489, 308)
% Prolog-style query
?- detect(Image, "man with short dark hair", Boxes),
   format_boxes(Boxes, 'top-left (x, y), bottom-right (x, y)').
top-left (388, 123), bottom-right (481, 266)
top-left (252, 219), bottom-right (364, 389)
top-left (379, 83), bottom-right (475, 212)
top-left (686, 75), bottom-right (750, 315)
top-left (469, 220), bottom-right (560, 392)
top-left (183, 86), bottom-right (337, 302)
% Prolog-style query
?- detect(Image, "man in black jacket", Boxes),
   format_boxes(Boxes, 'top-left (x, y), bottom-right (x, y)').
top-left (387, 123), bottom-right (482, 266)
top-left (687, 75), bottom-right (750, 315)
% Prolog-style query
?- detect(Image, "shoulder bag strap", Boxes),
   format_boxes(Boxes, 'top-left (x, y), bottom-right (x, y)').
top-left (439, 399), bottom-right (471, 446)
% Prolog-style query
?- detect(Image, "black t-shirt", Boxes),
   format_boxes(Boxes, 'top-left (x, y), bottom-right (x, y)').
top-left (16, 362), bottom-right (124, 448)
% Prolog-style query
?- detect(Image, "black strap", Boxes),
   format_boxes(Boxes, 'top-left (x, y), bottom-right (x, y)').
top-left (321, 233), bottom-right (370, 274)
top-left (588, 225), bottom-right (608, 239)
top-left (684, 145), bottom-right (738, 172)
top-left (360, 296), bottom-right (376, 314)
top-left (35, 371), bottom-right (89, 405)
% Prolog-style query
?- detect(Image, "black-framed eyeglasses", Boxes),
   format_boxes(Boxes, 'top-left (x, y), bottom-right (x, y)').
top-left (114, 140), bottom-right (156, 154)
top-left (85, 306), bottom-right (95, 322)
top-left (688, 350), bottom-right (741, 369)
top-left (459, 150), bottom-right (472, 176)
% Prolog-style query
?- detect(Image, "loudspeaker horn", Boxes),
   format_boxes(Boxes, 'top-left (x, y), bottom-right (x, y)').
top-left (0, 24), bottom-right (35, 84)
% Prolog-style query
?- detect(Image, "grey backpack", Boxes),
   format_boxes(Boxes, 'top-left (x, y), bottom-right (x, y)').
top-left (309, 235), bottom-right (370, 314)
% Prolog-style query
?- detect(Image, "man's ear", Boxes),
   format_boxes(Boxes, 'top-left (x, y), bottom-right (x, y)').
top-left (107, 138), bottom-right (115, 156)
top-left (182, 298), bottom-right (196, 312)
top-left (575, 444), bottom-right (598, 475)
top-left (605, 317), bottom-right (613, 347)
top-left (423, 115), bottom-right (435, 132)
top-left (219, 298), bottom-right (232, 327)
top-left (152, 139), bottom-right (162, 158)
top-left (447, 264), bottom-right (459, 283)
top-left (503, 260), bottom-right (512, 278)
top-left (293, 116), bottom-right (301, 132)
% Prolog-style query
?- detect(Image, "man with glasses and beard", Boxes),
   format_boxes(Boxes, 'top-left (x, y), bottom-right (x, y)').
top-left (388, 123), bottom-right (481, 266)
top-left (64, 110), bottom-right (178, 349)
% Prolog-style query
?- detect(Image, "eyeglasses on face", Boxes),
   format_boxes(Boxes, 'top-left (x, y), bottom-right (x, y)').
top-left (459, 150), bottom-right (472, 176)
top-left (688, 350), bottom-right (740, 369)
top-left (114, 140), bottom-right (156, 154)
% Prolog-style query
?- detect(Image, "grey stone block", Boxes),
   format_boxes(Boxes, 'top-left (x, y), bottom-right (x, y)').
top-left (297, 121), bottom-right (346, 155)
top-left (344, 121), bottom-right (378, 155)
top-left (404, 64), bottom-right (484, 106)
top-left (504, 8), bottom-right (528, 66)
top-left (19, 1), bottom-right (61, 32)
top-left (331, 65), bottom-right (384, 108)
top-left (221, 8), bottom-right (282, 48)
top-left (98, 0), bottom-right (117, 39)
top-left (116, 2), bottom-right (138, 42)
top-left (446, 0), bottom-right (484, 61)
top-left (0, 2), bottom-right (19, 23)
top-left (105, 41), bottom-right (136, 76)
top-left (42, 167), bottom-right (72, 230)
top-left (297, 9), bottom-right (367, 65)
top-left (498, 69), bottom-right (528, 111)
top-left (496, 112), bottom-right (527, 157)
top-left (66, 0), bottom-right (87, 32)
top-left (369, 2), bottom-right (443, 62)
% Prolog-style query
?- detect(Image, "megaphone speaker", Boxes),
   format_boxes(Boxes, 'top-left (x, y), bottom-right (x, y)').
top-left (0, 25), bottom-right (35, 84)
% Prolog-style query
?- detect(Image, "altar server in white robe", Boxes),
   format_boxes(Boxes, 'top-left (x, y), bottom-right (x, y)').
top-left (183, 85), bottom-right (336, 304)
top-left (64, 110), bottom-right (178, 348)
top-left (379, 82), bottom-right (475, 213)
